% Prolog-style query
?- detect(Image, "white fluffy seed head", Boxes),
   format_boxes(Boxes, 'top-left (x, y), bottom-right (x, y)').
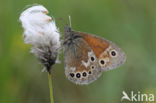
top-left (19, 5), bottom-right (61, 72)
top-left (19, 5), bottom-right (60, 46)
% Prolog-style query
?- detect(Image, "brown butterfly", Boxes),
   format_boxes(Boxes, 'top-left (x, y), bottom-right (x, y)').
top-left (63, 25), bottom-right (126, 85)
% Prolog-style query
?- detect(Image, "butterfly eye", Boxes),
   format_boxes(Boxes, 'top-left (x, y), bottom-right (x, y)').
top-left (110, 50), bottom-right (117, 57)
top-left (99, 59), bottom-right (105, 66)
top-left (82, 72), bottom-right (87, 77)
top-left (70, 73), bottom-right (75, 78)
top-left (76, 73), bottom-right (81, 78)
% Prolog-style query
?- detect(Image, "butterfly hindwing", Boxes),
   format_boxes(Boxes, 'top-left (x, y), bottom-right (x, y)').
top-left (63, 27), bottom-right (102, 85)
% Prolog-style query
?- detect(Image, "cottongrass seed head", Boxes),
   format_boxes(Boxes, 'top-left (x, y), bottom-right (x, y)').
top-left (19, 5), bottom-right (61, 72)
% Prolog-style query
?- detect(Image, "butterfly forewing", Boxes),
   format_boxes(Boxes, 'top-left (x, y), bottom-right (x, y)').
top-left (79, 32), bottom-right (126, 71)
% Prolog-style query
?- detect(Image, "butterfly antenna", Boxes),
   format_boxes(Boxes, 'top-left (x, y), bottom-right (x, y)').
top-left (68, 15), bottom-right (72, 28)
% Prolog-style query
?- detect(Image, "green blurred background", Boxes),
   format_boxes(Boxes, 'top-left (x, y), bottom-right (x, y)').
top-left (0, 0), bottom-right (156, 103)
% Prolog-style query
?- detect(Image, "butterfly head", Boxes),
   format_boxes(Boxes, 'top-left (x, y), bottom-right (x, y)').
top-left (64, 25), bottom-right (72, 35)
top-left (63, 25), bottom-right (82, 46)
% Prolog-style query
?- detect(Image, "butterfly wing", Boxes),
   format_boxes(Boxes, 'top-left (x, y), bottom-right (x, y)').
top-left (78, 32), bottom-right (126, 71)
top-left (63, 27), bottom-right (102, 85)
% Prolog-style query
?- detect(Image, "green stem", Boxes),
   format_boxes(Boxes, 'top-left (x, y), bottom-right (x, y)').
top-left (48, 72), bottom-right (54, 103)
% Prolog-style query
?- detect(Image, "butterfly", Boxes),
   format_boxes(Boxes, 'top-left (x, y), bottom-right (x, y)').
top-left (63, 25), bottom-right (126, 85)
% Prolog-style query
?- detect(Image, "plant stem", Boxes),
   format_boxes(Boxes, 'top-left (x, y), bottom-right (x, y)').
top-left (48, 72), bottom-right (54, 103)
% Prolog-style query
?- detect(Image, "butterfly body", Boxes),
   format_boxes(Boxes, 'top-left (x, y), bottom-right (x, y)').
top-left (63, 26), bottom-right (126, 85)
